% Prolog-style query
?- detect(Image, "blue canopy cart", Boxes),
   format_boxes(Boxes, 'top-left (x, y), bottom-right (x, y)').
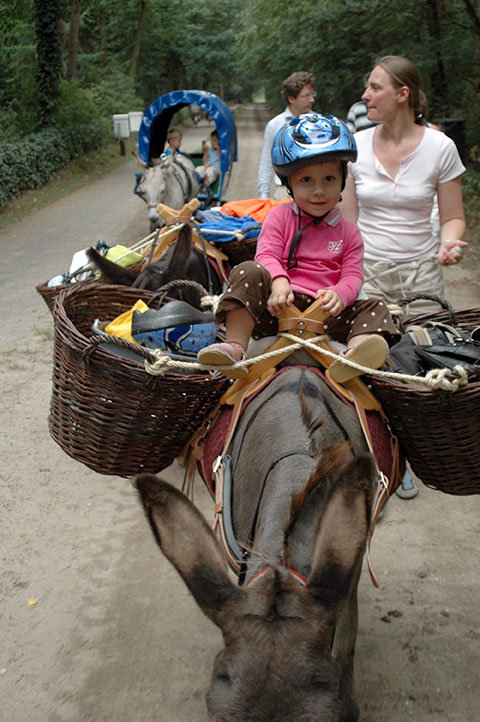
top-left (137, 89), bottom-right (238, 207)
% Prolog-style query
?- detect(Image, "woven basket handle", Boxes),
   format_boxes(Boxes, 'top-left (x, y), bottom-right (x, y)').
top-left (149, 279), bottom-right (209, 305)
top-left (394, 294), bottom-right (458, 325)
top-left (83, 334), bottom-right (156, 365)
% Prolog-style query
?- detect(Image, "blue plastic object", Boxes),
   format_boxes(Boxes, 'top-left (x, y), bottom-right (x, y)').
top-left (133, 323), bottom-right (218, 355)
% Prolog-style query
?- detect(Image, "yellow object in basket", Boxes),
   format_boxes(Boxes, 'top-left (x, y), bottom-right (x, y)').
top-left (104, 300), bottom-right (149, 342)
top-left (105, 245), bottom-right (143, 268)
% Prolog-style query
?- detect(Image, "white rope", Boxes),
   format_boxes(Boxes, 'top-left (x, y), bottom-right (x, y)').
top-left (200, 294), bottom-right (221, 314)
top-left (143, 331), bottom-right (470, 392)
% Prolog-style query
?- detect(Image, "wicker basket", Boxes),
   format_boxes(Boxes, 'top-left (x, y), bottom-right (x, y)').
top-left (37, 261), bottom-right (147, 314)
top-left (49, 281), bottom-right (229, 477)
top-left (37, 277), bottom-right (96, 314)
top-left (368, 296), bottom-right (480, 495)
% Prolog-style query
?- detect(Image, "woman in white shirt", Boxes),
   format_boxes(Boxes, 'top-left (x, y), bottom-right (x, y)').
top-left (341, 56), bottom-right (468, 499)
top-left (341, 55), bottom-right (468, 318)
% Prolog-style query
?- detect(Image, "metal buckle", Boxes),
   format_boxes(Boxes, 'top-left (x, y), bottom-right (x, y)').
top-left (378, 471), bottom-right (389, 493)
top-left (212, 455), bottom-right (223, 474)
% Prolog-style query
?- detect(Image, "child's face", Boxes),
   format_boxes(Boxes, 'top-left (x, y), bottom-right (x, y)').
top-left (289, 161), bottom-right (343, 217)
top-left (211, 134), bottom-right (220, 151)
top-left (169, 134), bottom-right (182, 149)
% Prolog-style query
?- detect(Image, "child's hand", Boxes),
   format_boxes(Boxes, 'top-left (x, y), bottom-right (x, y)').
top-left (315, 289), bottom-right (344, 316)
top-left (267, 277), bottom-right (294, 316)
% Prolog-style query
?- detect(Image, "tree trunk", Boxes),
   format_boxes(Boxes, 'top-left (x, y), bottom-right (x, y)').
top-left (66, 0), bottom-right (82, 81)
top-left (58, 18), bottom-right (66, 73)
top-left (425, 0), bottom-right (450, 115)
top-left (34, 0), bottom-right (62, 126)
top-left (98, 4), bottom-right (107, 67)
top-left (129, 0), bottom-right (147, 81)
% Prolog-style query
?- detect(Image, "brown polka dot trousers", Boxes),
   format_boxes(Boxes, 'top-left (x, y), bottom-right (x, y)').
top-left (216, 261), bottom-right (400, 345)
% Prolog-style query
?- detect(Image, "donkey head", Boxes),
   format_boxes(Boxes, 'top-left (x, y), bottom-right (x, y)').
top-left (138, 156), bottom-right (174, 226)
top-left (136, 452), bottom-right (375, 721)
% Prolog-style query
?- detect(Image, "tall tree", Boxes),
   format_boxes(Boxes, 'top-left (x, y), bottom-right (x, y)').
top-left (66, 0), bottom-right (82, 80)
top-left (33, 0), bottom-right (62, 125)
top-left (129, 0), bottom-right (147, 80)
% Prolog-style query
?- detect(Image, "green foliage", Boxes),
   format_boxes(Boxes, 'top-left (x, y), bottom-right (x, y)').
top-left (1, 0), bottom-right (480, 212)
top-left (88, 67), bottom-right (145, 116)
top-left (0, 119), bottom-right (110, 209)
top-left (463, 169), bottom-right (480, 200)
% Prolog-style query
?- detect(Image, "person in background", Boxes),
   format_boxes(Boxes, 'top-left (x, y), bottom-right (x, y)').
top-left (196, 130), bottom-right (221, 186)
top-left (346, 73), bottom-right (379, 134)
top-left (164, 129), bottom-right (184, 157)
top-left (257, 71), bottom-right (316, 199)
top-left (340, 55), bottom-right (468, 499)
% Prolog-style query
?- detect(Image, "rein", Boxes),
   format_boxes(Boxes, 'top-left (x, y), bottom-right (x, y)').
top-left (246, 565), bottom-right (308, 588)
top-left (171, 157), bottom-right (195, 204)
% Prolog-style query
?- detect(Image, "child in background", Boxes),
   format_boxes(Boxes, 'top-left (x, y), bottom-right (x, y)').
top-left (198, 113), bottom-right (399, 379)
top-left (196, 130), bottom-right (221, 186)
top-left (164, 129), bottom-right (183, 157)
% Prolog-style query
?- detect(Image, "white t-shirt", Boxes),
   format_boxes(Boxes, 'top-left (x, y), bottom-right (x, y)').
top-left (349, 126), bottom-right (465, 262)
top-left (257, 107), bottom-right (294, 198)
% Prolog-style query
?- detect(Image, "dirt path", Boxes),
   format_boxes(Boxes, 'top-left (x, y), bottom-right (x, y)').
top-left (0, 104), bottom-right (479, 722)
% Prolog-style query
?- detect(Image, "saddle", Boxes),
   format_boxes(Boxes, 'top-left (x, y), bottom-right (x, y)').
top-left (183, 299), bottom-right (403, 587)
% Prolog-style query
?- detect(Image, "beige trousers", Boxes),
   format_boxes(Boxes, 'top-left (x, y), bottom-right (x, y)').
top-left (363, 254), bottom-right (446, 316)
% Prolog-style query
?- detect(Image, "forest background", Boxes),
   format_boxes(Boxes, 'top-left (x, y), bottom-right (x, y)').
top-left (1, 0), bottom-right (480, 219)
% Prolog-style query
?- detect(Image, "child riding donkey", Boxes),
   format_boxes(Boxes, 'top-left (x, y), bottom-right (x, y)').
top-left (199, 113), bottom-right (400, 379)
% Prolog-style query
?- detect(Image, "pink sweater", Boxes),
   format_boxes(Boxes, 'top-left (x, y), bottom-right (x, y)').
top-left (255, 202), bottom-right (364, 307)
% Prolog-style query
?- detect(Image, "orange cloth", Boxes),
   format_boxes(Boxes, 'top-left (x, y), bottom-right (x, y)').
top-left (220, 197), bottom-right (290, 223)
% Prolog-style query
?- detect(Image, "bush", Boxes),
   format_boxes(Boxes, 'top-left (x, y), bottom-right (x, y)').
top-left (0, 120), bottom-right (110, 210)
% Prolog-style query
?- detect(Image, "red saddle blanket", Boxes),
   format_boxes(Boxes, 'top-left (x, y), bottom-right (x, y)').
top-left (197, 366), bottom-right (404, 493)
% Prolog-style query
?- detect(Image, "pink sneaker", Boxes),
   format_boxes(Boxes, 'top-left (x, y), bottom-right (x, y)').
top-left (329, 335), bottom-right (389, 383)
top-left (197, 342), bottom-right (248, 379)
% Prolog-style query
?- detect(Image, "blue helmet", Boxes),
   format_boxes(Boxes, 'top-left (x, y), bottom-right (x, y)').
top-left (271, 113), bottom-right (357, 181)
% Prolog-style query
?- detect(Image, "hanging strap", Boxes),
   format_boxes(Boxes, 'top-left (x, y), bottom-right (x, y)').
top-left (351, 395), bottom-right (402, 588)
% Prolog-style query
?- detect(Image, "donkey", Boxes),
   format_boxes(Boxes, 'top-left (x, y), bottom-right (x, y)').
top-left (135, 153), bottom-right (201, 230)
top-left (86, 224), bottom-right (222, 304)
top-left (136, 367), bottom-right (376, 721)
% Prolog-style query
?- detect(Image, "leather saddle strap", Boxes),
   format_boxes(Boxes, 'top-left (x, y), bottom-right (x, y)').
top-left (212, 383), bottom-right (253, 556)
top-left (164, 216), bottom-right (192, 226)
top-left (277, 317), bottom-right (326, 334)
top-left (351, 395), bottom-right (398, 588)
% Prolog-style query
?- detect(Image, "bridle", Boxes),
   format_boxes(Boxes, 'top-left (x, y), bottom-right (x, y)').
top-left (246, 565), bottom-right (308, 588)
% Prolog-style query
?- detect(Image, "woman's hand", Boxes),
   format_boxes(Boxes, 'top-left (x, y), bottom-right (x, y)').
top-left (438, 239), bottom-right (468, 266)
top-left (267, 277), bottom-right (294, 316)
top-left (316, 289), bottom-right (344, 316)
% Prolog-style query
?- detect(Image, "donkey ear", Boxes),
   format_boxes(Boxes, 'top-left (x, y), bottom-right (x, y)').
top-left (307, 456), bottom-right (375, 612)
top-left (136, 474), bottom-right (241, 625)
top-left (163, 224), bottom-right (193, 283)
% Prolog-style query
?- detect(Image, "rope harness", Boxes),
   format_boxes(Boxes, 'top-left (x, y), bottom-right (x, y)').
top-left (144, 329), bottom-right (470, 393)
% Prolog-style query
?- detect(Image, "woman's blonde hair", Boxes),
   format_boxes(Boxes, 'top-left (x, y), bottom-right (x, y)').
top-left (376, 55), bottom-right (427, 125)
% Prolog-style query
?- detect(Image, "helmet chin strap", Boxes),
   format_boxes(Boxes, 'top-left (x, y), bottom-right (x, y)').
top-left (286, 211), bottom-right (327, 270)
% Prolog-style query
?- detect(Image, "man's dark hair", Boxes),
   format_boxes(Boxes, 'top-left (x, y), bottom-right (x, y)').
top-left (281, 71), bottom-right (316, 102)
